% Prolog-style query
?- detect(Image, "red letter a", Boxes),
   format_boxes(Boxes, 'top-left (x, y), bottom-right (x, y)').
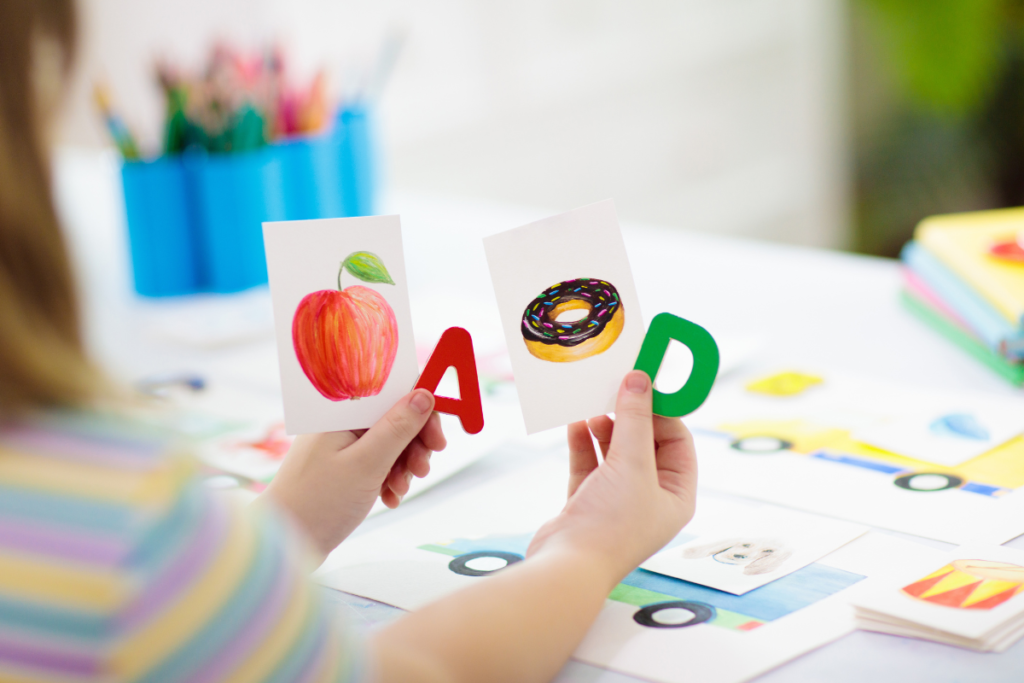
top-left (415, 327), bottom-right (484, 434)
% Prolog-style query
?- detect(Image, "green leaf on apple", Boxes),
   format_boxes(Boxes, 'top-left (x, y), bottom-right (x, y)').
top-left (341, 251), bottom-right (395, 286)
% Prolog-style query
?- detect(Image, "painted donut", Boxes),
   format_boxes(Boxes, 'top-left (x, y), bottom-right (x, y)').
top-left (521, 278), bottom-right (624, 362)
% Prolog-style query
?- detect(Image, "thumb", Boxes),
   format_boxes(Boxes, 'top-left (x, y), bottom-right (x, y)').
top-left (350, 389), bottom-right (435, 476)
top-left (608, 370), bottom-right (654, 465)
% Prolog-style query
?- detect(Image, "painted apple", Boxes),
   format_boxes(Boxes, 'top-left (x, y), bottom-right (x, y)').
top-left (292, 251), bottom-right (399, 401)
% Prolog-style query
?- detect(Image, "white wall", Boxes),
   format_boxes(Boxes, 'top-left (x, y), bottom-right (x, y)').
top-left (61, 0), bottom-right (849, 248)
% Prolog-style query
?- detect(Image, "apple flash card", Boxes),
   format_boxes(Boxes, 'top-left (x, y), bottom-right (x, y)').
top-left (264, 216), bottom-right (418, 435)
top-left (483, 200), bottom-right (645, 434)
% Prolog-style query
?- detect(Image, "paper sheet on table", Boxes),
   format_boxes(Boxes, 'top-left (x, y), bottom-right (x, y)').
top-left (483, 201), bottom-right (645, 434)
top-left (264, 216), bottom-right (419, 435)
top-left (693, 429), bottom-right (1024, 546)
top-left (642, 503), bottom-right (867, 595)
top-left (184, 381), bottom-right (524, 513)
top-left (687, 369), bottom-right (1024, 545)
top-left (691, 369), bottom-right (1024, 467)
top-left (315, 458), bottom-right (927, 683)
top-left (853, 404), bottom-right (1024, 467)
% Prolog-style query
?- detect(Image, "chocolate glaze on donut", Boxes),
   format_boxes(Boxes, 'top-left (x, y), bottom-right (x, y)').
top-left (521, 278), bottom-right (622, 347)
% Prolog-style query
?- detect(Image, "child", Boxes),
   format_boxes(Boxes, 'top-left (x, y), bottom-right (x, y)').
top-left (0, 3), bottom-right (697, 681)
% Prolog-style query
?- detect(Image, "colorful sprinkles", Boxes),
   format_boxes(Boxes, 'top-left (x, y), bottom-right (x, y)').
top-left (521, 277), bottom-right (623, 348)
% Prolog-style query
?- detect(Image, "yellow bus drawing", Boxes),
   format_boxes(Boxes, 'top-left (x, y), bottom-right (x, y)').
top-left (716, 419), bottom-right (1024, 497)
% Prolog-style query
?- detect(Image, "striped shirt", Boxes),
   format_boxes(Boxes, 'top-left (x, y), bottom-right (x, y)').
top-left (0, 410), bottom-right (364, 682)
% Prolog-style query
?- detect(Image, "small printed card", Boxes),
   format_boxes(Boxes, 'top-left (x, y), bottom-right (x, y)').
top-left (642, 504), bottom-right (868, 595)
top-left (851, 545), bottom-right (1024, 652)
top-left (264, 216), bottom-right (419, 435)
top-left (483, 200), bottom-right (645, 434)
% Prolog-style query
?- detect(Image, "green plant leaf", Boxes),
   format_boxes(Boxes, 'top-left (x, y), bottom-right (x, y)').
top-left (342, 251), bottom-right (395, 285)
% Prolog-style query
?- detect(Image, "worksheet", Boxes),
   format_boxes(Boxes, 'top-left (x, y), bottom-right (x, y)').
top-left (688, 369), bottom-right (1024, 545)
top-left (314, 458), bottom-right (926, 683)
top-left (264, 216), bottom-right (419, 434)
top-left (854, 406), bottom-right (1023, 467)
top-left (483, 200), bottom-right (645, 434)
top-left (175, 368), bottom-right (525, 513)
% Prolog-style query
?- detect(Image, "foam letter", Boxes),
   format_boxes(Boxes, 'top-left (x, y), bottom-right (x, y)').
top-left (415, 327), bottom-right (484, 434)
top-left (634, 313), bottom-right (720, 417)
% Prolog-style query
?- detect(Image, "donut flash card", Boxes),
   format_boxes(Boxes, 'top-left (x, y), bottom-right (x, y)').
top-left (264, 216), bottom-right (418, 435)
top-left (483, 200), bottom-right (645, 434)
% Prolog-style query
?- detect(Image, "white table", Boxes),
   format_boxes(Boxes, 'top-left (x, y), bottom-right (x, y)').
top-left (54, 148), bottom-right (1024, 682)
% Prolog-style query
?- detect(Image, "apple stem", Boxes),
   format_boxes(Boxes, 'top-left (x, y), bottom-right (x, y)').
top-left (337, 259), bottom-right (347, 291)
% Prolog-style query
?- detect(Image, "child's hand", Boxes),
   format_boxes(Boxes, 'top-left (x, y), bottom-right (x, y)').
top-left (527, 370), bottom-right (697, 583)
top-left (263, 389), bottom-right (446, 561)
top-left (372, 374), bottom-right (694, 683)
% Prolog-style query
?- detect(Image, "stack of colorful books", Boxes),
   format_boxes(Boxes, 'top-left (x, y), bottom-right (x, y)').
top-left (900, 208), bottom-right (1024, 386)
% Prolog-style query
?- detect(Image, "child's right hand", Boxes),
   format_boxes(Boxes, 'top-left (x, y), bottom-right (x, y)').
top-left (373, 372), bottom-right (696, 683)
top-left (527, 370), bottom-right (698, 584)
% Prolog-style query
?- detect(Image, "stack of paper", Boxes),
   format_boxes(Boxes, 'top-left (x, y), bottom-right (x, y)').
top-left (900, 208), bottom-right (1024, 385)
top-left (851, 545), bottom-right (1024, 652)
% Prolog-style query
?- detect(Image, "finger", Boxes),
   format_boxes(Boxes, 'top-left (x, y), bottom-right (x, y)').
top-left (383, 461), bottom-right (411, 499)
top-left (380, 478), bottom-right (401, 502)
top-left (653, 416), bottom-right (697, 498)
top-left (567, 421), bottom-right (599, 497)
top-left (607, 370), bottom-right (655, 467)
top-left (380, 484), bottom-right (401, 508)
top-left (387, 452), bottom-right (414, 496)
top-left (391, 438), bottom-right (432, 486)
top-left (419, 411), bottom-right (447, 452)
top-left (653, 414), bottom-right (688, 453)
top-left (587, 415), bottom-right (615, 459)
top-left (406, 440), bottom-right (432, 478)
top-left (387, 469), bottom-right (414, 497)
top-left (350, 389), bottom-right (435, 476)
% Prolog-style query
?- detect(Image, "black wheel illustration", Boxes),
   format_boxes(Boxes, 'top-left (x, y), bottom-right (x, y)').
top-left (729, 435), bottom-right (793, 453)
top-left (893, 472), bottom-right (964, 492)
top-left (448, 551), bottom-right (524, 577)
top-left (633, 601), bottom-right (716, 629)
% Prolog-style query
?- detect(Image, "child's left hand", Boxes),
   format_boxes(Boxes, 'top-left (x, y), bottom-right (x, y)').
top-left (262, 389), bottom-right (446, 562)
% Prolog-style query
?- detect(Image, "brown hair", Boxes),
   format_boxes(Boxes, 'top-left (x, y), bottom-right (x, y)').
top-left (0, 0), bottom-right (103, 413)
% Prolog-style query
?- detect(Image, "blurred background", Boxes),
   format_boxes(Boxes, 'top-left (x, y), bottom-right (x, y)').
top-left (57, 0), bottom-right (1024, 256)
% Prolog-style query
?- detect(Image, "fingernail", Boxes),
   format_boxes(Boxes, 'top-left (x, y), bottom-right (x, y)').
top-left (626, 371), bottom-right (650, 394)
top-left (405, 471), bottom-right (413, 483)
top-left (410, 390), bottom-right (433, 415)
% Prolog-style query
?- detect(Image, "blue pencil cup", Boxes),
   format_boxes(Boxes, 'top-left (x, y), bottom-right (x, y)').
top-left (277, 106), bottom-right (377, 220)
top-left (120, 105), bottom-right (377, 297)
top-left (121, 158), bottom-right (202, 297)
top-left (336, 106), bottom-right (376, 217)
top-left (187, 148), bottom-right (287, 293)
top-left (277, 133), bottom-right (345, 221)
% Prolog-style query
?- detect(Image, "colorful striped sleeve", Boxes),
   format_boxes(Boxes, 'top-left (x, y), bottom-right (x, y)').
top-left (0, 411), bottom-right (365, 683)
